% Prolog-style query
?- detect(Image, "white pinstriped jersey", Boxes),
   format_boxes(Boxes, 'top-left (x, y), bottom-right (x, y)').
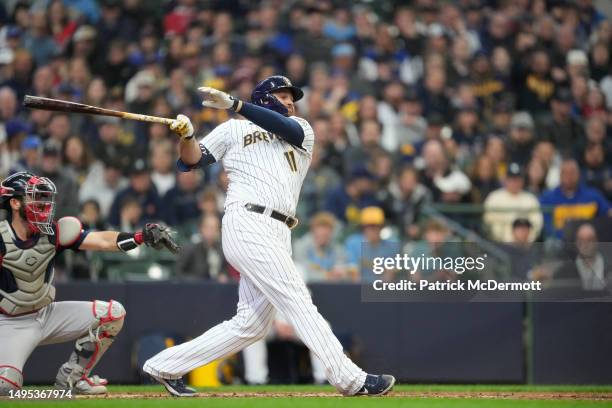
top-left (200, 116), bottom-right (315, 216)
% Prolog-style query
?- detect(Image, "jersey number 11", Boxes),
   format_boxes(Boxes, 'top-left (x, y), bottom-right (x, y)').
top-left (284, 150), bottom-right (297, 172)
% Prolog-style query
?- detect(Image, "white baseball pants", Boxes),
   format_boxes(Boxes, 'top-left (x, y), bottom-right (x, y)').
top-left (143, 205), bottom-right (366, 394)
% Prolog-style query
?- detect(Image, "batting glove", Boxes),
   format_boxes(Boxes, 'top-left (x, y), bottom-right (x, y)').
top-left (198, 87), bottom-right (242, 111)
top-left (169, 114), bottom-right (194, 140)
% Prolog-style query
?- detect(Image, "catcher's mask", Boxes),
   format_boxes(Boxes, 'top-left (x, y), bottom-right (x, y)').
top-left (0, 172), bottom-right (57, 235)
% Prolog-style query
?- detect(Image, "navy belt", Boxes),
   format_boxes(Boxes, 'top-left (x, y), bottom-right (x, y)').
top-left (244, 203), bottom-right (299, 229)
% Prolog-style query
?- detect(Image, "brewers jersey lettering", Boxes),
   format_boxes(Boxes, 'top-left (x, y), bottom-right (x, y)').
top-left (203, 117), bottom-right (314, 215)
top-left (143, 116), bottom-right (367, 395)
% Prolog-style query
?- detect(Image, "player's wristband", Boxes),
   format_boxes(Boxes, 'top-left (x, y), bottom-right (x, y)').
top-left (116, 231), bottom-right (144, 252)
top-left (230, 97), bottom-right (243, 113)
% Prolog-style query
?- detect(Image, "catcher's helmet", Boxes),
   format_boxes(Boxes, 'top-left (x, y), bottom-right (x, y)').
top-left (1, 171), bottom-right (57, 235)
top-left (251, 75), bottom-right (304, 115)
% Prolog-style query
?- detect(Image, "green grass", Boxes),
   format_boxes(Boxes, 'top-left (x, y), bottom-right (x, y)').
top-left (6, 399), bottom-right (612, 408)
top-left (3, 384), bottom-right (612, 408)
top-left (94, 384), bottom-right (612, 393)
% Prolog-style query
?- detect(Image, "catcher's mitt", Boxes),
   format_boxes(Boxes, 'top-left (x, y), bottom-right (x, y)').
top-left (143, 223), bottom-right (180, 254)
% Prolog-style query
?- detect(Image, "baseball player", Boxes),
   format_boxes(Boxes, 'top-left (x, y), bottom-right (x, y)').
top-left (0, 171), bottom-right (179, 395)
top-left (143, 76), bottom-right (395, 397)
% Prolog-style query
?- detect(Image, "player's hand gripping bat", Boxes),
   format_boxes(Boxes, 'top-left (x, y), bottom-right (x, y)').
top-left (23, 95), bottom-right (174, 126)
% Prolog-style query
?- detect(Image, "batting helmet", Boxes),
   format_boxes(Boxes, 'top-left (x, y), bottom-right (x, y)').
top-left (0, 171), bottom-right (57, 235)
top-left (251, 75), bottom-right (304, 116)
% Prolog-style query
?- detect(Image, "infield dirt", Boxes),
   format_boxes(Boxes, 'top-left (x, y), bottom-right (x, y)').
top-left (73, 391), bottom-right (612, 400)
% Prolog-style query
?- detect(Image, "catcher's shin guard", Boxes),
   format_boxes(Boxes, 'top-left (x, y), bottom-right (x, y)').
top-left (55, 300), bottom-right (125, 392)
top-left (0, 366), bottom-right (23, 396)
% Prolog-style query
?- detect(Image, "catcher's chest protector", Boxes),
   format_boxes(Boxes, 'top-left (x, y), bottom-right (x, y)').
top-left (0, 220), bottom-right (56, 315)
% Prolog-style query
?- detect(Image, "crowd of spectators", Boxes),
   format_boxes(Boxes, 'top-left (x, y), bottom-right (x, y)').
top-left (0, 0), bottom-right (611, 286)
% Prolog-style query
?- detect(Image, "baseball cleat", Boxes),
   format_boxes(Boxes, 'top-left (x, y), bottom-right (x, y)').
top-left (355, 374), bottom-right (396, 396)
top-left (73, 376), bottom-right (108, 395)
top-left (55, 373), bottom-right (108, 395)
top-left (149, 374), bottom-right (196, 397)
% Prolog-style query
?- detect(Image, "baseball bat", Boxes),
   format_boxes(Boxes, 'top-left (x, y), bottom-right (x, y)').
top-left (23, 95), bottom-right (174, 126)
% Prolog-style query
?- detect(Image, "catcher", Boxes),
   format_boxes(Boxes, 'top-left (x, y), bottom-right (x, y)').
top-left (0, 171), bottom-right (179, 395)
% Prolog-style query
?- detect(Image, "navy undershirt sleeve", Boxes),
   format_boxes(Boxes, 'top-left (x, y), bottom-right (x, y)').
top-left (66, 230), bottom-right (89, 252)
top-left (239, 102), bottom-right (305, 148)
top-left (176, 143), bottom-right (217, 172)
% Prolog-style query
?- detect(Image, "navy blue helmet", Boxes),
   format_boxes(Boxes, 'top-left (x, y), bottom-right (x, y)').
top-left (251, 75), bottom-right (304, 116)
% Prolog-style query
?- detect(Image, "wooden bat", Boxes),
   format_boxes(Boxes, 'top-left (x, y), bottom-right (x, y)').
top-left (23, 95), bottom-right (174, 125)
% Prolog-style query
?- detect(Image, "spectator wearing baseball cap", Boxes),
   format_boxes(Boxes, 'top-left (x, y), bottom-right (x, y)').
top-left (71, 25), bottom-right (97, 61)
top-left (22, 135), bottom-right (42, 150)
top-left (483, 163), bottom-right (543, 243)
top-left (5, 120), bottom-right (29, 142)
top-left (433, 168), bottom-right (472, 204)
top-left (539, 87), bottom-right (585, 155)
top-left (55, 82), bottom-right (81, 101)
top-left (324, 167), bottom-right (380, 225)
top-left (344, 206), bottom-right (400, 282)
top-left (566, 49), bottom-right (589, 79)
top-left (581, 142), bottom-right (611, 201)
top-left (487, 98), bottom-right (514, 134)
top-left (508, 111), bottom-right (536, 166)
top-left (107, 158), bottom-right (162, 228)
top-left (9, 135), bottom-right (41, 174)
top-left (35, 140), bottom-right (80, 218)
top-left (2, 120), bottom-right (29, 172)
top-left (4, 25), bottom-right (23, 49)
top-left (331, 43), bottom-right (356, 76)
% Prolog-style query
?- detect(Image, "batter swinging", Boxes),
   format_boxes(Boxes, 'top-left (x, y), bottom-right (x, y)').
top-left (143, 76), bottom-right (395, 397)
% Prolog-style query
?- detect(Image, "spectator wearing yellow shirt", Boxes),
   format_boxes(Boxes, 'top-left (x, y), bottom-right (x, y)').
top-left (540, 159), bottom-right (611, 239)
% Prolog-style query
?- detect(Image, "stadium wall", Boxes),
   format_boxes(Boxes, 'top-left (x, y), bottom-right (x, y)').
top-left (22, 283), bottom-right (612, 384)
